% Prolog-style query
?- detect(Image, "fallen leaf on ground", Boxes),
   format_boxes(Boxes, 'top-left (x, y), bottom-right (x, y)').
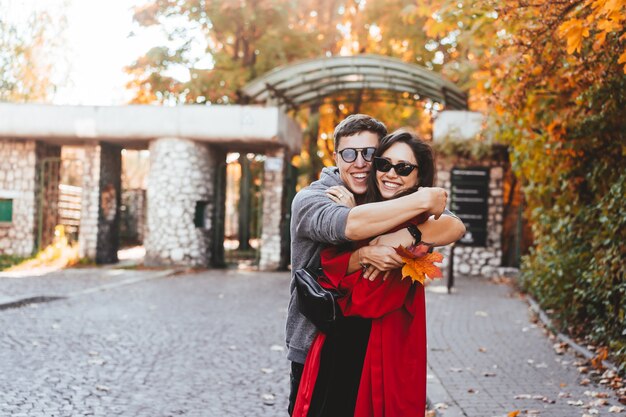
top-left (591, 347), bottom-right (608, 370)
top-left (553, 342), bottom-right (567, 354)
top-left (608, 405), bottom-right (624, 413)
top-left (507, 411), bottom-right (520, 417)
top-left (590, 398), bottom-right (609, 407)
top-left (262, 393), bottom-right (275, 405)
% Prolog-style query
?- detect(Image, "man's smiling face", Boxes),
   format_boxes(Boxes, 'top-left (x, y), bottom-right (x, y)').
top-left (334, 131), bottom-right (380, 196)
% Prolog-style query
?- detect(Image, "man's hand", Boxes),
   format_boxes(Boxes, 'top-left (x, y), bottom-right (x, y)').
top-left (414, 187), bottom-right (447, 219)
top-left (359, 245), bottom-right (404, 281)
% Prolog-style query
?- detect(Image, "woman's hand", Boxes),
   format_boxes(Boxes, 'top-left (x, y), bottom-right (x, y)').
top-left (325, 185), bottom-right (356, 208)
top-left (359, 245), bottom-right (405, 281)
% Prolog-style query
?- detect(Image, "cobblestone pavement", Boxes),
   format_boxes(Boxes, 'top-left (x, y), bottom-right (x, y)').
top-left (0, 269), bottom-right (290, 416)
top-left (1, 268), bottom-right (624, 417)
top-left (0, 267), bottom-right (163, 304)
top-left (426, 275), bottom-right (625, 417)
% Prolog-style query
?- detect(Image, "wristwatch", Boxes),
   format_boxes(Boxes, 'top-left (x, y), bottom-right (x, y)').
top-left (407, 224), bottom-right (422, 245)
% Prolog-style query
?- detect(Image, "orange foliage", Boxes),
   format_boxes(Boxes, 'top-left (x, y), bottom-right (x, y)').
top-left (394, 245), bottom-right (444, 285)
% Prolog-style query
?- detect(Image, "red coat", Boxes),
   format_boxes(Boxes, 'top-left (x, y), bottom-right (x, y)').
top-left (292, 229), bottom-right (427, 417)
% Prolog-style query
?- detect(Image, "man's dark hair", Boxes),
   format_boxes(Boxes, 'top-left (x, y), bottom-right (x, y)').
top-left (365, 128), bottom-right (436, 204)
top-left (333, 114), bottom-right (387, 150)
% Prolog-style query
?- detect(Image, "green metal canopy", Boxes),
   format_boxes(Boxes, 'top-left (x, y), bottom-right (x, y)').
top-left (240, 54), bottom-right (468, 110)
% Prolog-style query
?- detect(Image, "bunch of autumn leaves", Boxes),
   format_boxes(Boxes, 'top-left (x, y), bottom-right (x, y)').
top-left (394, 243), bottom-right (444, 285)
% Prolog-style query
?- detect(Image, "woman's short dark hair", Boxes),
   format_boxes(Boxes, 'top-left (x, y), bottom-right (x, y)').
top-left (365, 129), bottom-right (435, 203)
top-left (333, 114), bottom-right (387, 150)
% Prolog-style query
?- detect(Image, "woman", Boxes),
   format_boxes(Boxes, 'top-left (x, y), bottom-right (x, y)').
top-left (292, 129), bottom-right (463, 417)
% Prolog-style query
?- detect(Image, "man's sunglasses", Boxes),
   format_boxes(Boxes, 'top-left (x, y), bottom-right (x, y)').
top-left (373, 157), bottom-right (418, 176)
top-left (337, 147), bottom-right (377, 163)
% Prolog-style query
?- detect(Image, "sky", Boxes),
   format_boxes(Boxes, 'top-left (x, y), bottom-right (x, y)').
top-left (7, 0), bottom-right (167, 105)
top-left (56, 0), bottom-right (165, 105)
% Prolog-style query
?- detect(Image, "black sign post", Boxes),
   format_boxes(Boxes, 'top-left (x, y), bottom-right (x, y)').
top-left (447, 167), bottom-right (490, 293)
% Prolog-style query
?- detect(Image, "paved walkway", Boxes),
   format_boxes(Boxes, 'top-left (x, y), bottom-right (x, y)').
top-left (0, 268), bottom-right (623, 416)
top-left (426, 276), bottom-right (624, 417)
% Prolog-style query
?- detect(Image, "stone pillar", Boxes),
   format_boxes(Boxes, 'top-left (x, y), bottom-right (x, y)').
top-left (259, 149), bottom-right (288, 271)
top-left (78, 142), bottom-right (122, 264)
top-left (145, 138), bottom-right (217, 267)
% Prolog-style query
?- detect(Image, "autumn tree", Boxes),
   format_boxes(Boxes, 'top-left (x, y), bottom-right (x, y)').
top-left (419, 0), bottom-right (626, 369)
top-left (0, 4), bottom-right (65, 102)
top-left (128, 0), bottom-right (460, 185)
top-left (127, 0), bottom-right (330, 105)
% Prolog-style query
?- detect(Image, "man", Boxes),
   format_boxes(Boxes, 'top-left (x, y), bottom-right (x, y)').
top-left (286, 114), bottom-right (465, 414)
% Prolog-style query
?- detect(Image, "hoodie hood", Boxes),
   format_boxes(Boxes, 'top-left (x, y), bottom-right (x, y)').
top-left (315, 166), bottom-right (343, 189)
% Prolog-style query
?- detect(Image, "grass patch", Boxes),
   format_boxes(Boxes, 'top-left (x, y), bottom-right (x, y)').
top-left (0, 255), bottom-right (31, 271)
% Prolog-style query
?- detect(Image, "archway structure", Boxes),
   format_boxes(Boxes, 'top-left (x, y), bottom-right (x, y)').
top-left (240, 54), bottom-right (468, 110)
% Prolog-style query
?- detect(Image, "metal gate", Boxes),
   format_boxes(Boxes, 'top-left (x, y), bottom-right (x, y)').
top-left (36, 157), bottom-right (83, 252)
top-left (223, 153), bottom-right (265, 267)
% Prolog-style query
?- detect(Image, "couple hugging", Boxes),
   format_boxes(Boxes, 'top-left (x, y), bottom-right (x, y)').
top-left (286, 114), bottom-right (466, 417)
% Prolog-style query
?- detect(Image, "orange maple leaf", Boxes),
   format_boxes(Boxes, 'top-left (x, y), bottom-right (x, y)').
top-left (557, 19), bottom-right (590, 54)
top-left (394, 243), bottom-right (431, 259)
top-left (394, 245), bottom-right (444, 285)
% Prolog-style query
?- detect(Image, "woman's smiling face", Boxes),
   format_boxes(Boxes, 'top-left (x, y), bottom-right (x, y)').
top-left (375, 142), bottom-right (419, 200)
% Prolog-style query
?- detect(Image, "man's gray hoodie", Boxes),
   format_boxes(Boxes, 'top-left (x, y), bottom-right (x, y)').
top-left (286, 166), bottom-right (351, 364)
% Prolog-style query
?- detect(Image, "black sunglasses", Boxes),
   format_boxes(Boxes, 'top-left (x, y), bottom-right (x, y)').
top-left (337, 147), bottom-right (377, 163)
top-left (373, 157), bottom-right (418, 176)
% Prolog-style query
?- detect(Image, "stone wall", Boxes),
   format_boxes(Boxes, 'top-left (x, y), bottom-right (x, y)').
top-left (0, 140), bottom-right (38, 256)
top-left (78, 142), bottom-right (122, 264)
top-left (145, 138), bottom-right (217, 267)
top-left (259, 149), bottom-right (288, 270)
top-left (0, 140), bottom-right (63, 257)
top-left (436, 156), bottom-right (506, 276)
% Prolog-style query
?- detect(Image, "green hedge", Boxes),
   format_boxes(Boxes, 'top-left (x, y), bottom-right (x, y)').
top-left (510, 76), bottom-right (626, 372)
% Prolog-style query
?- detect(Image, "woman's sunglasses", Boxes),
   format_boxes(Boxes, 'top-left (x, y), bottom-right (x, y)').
top-left (373, 157), bottom-right (418, 176)
top-left (337, 147), bottom-right (377, 163)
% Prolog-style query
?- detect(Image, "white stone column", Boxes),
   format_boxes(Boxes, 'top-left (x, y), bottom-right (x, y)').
top-left (145, 138), bottom-right (216, 267)
top-left (259, 149), bottom-right (288, 271)
top-left (78, 144), bottom-right (101, 260)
